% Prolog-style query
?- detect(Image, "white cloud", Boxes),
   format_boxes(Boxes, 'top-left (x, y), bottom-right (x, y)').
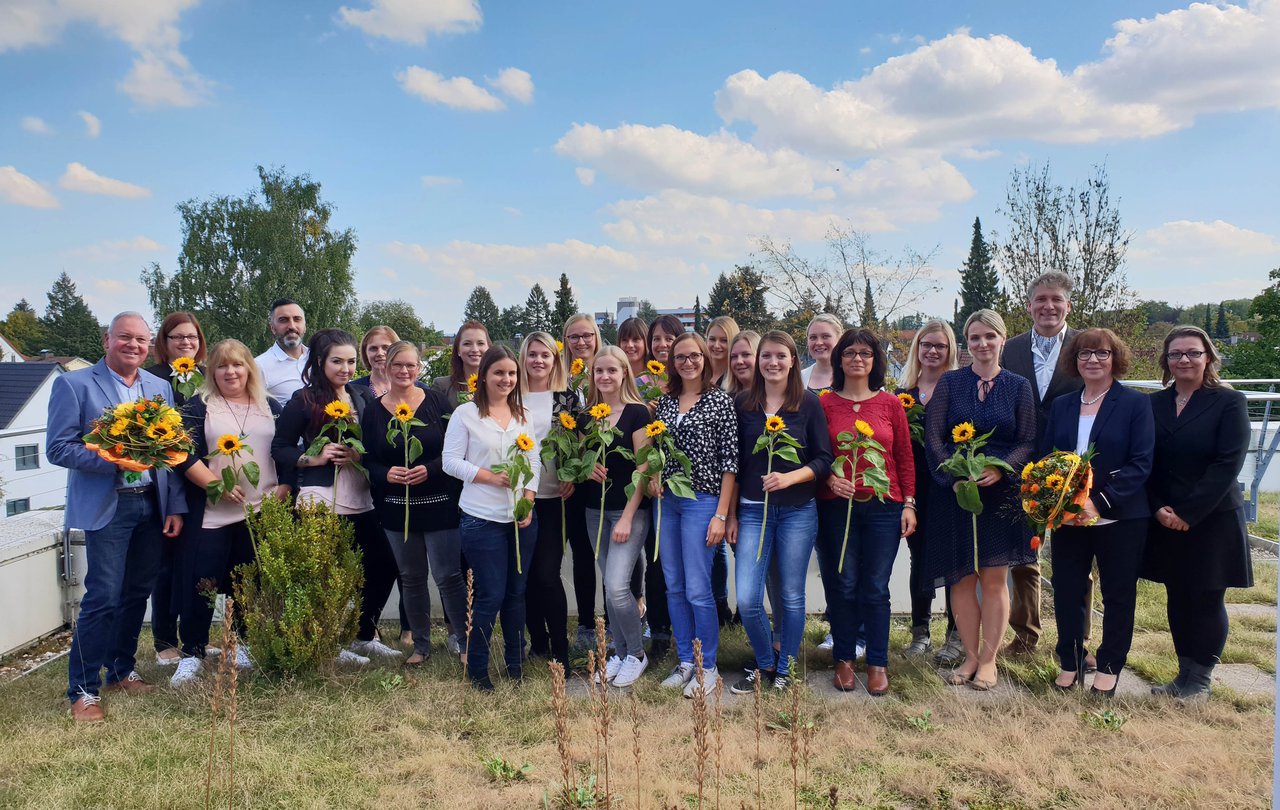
top-left (575, 167), bottom-right (596, 186)
top-left (1134, 219), bottom-right (1280, 261)
top-left (21, 115), bottom-right (52, 134)
top-left (58, 163), bottom-right (152, 198)
top-left (66, 235), bottom-right (164, 261)
top-left (78, 110), bottom-right (101, 138)
top-left (338, 0), bottom-right (481, 44)
top-left (421, 175), bottom-right (462, 187)
top-left (94, 278), bottom-right (127, 293)
top-left (504, 207), bottom-right (523, 218)
top-left (0, 166), bottom-right (59, 208)
top-left (487, 67), bottom-right (534, 104)
top-left (397, 67), bottom-right (505, 111)
top-left (0, 0), bottom-right (211, 107)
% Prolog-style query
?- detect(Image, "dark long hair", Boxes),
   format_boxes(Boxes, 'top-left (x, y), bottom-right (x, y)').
top-left (740, 330), bottom-right (805, 413)
top-left (449, 320), bottom-right (491, 388)
top-left (648, 314), bottom-right (684, 355)
top-left (831, 328), bottom-right (886, 392)
top-left (300, 328), bottom-right (358, 430)
top-left (618, 317), bottom-right (650, 361)
top-left (473, 345), bottom-right (525, 420)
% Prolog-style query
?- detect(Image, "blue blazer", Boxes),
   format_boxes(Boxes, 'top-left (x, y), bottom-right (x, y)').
top-left (1043, 382), bottom-right (1154, 521)
top-left (46, 360), bottom-right (188, 531)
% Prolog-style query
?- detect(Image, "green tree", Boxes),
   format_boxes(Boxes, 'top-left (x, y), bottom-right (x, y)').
top-left (143, 166), bottom-right (358, 353)
top-left (40, 273), bottom-right (103, 360)
top-left (524, 284), bottom-right (554, 334)
top-left (706, 265), bottom-right (774, 334)
top-left (357, 299), bottom-right (443, 348)
top-left (1202, 305), bottom-right (1212, 334)
top-left (552, 273), bottom-right (578, 329)
top-left (860, 278), bottom-right (878, 329)
top-left (1140, 300), bottom-right (1180, 326)
top-left (495, 305), bottom-right (526, 341)
top-left (956, 216), bottom-right (1001, 330)
top-left (1226, 268), bottom-right (1280, 378)
top-left (1215, 303), bottom-right (1230, 339)
top-left (1, 299), bottom-right (47, 356)
top-left (636, 299), bottom-right (659, 323)
top-left (692, 296), bottom-right (705, 333)
top-left (463, 286), bottom-right (500, 327)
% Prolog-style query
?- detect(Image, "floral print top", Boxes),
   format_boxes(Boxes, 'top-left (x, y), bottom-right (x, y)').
top-left (655, 387), bottom-right (739, 495)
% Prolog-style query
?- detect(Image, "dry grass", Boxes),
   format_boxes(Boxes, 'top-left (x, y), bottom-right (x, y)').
top-left (1248, 490), bottom-right (1277, 540)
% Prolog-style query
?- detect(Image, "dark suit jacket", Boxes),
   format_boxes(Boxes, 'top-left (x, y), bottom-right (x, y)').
top-left (271, 384), bottom-right (377, 489)
top-left (1003, 328), bottom-right (1082, 441)
top-left (1147, 385), bottom-right (1249, 527)
top-left (1043, 383), bottom-right (1154, 521)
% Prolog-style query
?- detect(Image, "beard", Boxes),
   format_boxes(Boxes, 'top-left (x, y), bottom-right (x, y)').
top-left (277, 331), bottom-right (303, 349)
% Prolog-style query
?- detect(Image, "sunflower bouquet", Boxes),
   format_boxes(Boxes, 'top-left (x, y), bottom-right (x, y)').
top-left (897, 392), bottom-right (925, 444)
top-left (492, 432), bottom-right (537, 573)
top-left (621, 420), bottom-right (695, 562)
top-left (82, 395), bottom-right (193, 484)
top-left (580, 402), bottom-right (627, 558)
top-left (567, 357), bottom-right (589, 397)
top-left (204, 433), bottom-right (260, 506)
top-left (305, 399), bottom-right (368, 506)
top-left (637, 359), bottom-right (668, 403)
top-left (540, 408), bottom-right (587, 550)
top-left (752, 415), bottom-right (804, 561)
top-left (937, 421), bottom-right (1016, 572)
top-left (169, 356), bottom-right (204, 399)
top-left (386, 402), bottom-right (427, 537)
top-left (1020, 447), bottom-right (1097, 550)
top-left (830, 420), bottom-right (890, 572)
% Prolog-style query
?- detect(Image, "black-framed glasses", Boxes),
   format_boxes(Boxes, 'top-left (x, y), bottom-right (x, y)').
top-left (1166, 350), bottom-right (1206, 361)
top-left (842, 349), bottom-right (875, 361)
top-left (166, 333), bottom-right (199, 343)
top-left (389, 362), bottom-right (419, 372)
top-left (674, 352), bottom-right (704, 365)
top-left (1076, 349), bottom-right (1113, 360)
top-left (919, 341), bottom-right (948, 353)
top-left (567, 333), bottom-right (595, 343)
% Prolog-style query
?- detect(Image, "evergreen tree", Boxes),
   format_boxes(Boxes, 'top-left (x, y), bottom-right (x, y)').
top-left (706, 265), bottom-right (773, 333)
top-left (495, 305), bottom-right (527, 340)
top-left (524, 284), bottom-right (554, 334)
top-left (860, 278), bottom-right (878, 329)
top-left (1215, 302), bottom-right (1229, 340)
top-left (463, 286), bottom-right (501, 328)
top-left (40, 273), bottom-right (103, 360)
top-left (955, 216), bottom-right (1001, 329)
top-left (952, 299), bottom-right (962, 336)
top-left (1, 299), bottom-right (48, 355)
top-left (1203, 304), bottom-right (1212, 334)
top-left (636, 299), bottom-right (659, 323)
top-left (692, 296), bottom-right (705, 333)
top-left (552, 273), bottom-right (578, 329)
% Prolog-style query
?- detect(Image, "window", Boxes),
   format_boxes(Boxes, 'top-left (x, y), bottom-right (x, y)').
top-left (6, 498), bottom-right (30, 517)
top-left (15, 444), bottom-right (39, 471)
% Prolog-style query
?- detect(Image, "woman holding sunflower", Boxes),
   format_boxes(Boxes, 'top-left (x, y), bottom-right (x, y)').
top-left (362, 341), bottom-right (466, 667)
top-left (617, 317), bottom-right (653, 387)
top-left (169, 339), bottom-right (285, 685)
top-left (431, 320), bottom-right (490, 403)
top-left (443, 345), bottom-right (542, 690)
top-left (923, 310), bottom-right (1036, 691)
top-left (272, 328), bottom-right (401, 663)
top-left (730, 331), bottom-right (832, 693)
top-left (818, 328), bottom-right (915, 696)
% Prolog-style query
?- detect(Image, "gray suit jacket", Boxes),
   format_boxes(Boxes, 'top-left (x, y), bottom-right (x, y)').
top-left (1001, 328), bottom-right (1082, 441)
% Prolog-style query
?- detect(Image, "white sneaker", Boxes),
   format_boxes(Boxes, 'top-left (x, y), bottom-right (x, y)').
top-left (683, 667), bottom-right (720, 699)
top-left (818, 634), bottom-right (834, 651)
top-left (351, 639), bottom-right (404, 658)
top-left (233, 645), bottom-right (254, 670)
top-left (596, 655), bottom-right (623, 685)
top-left (155, 650), bottom-right (181, 667)
top-left (661, 662), bottom-right (695, 689)
top-left (170, 657), bottom-right (202, 686)
top-left (205, 646), bottom-right (222, 658)
top-left (612, 654), bottom-right (649, 688)
top-left (337, 649), bottom-right (370, 665)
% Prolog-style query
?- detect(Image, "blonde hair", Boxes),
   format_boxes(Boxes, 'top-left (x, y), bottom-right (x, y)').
top-left (807, 313), bottom-right (844, 336)
top-left (963, 308), bottom-right (1007, 341)
top-left (562, 313), bottom-right (604, 362)
top-left (586, 346), bottom-right (645, 408)
top-left (900, 320), bottom-right (958, 390)
top-left (384, 340), bottom-right (421, 381)
top-left (519, 331), bottom-right (568, 393)
top-left (727, 330), bottom-right (761, 395)
top-left (706, 315), bottom-right (740, 390)
top-left (199, 339), bottom-right (272, 417)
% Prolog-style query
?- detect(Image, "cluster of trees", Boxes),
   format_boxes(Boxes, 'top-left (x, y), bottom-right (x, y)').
top-left (461, 274), bottom-right (584, 341)
top-left (2, 273), bottom-right (105, 361)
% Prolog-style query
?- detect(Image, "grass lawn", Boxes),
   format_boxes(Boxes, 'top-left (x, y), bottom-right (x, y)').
top-left (1249, 491), bottom-right (1278, 540)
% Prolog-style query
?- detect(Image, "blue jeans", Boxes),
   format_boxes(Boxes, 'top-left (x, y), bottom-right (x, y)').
top-left (818, 498), bottom-right (902, 666)
top-left (735, 500), bottom-right (817, 677)
top-left (659, 490), bottom-right (721, 668)
top-left (459, 512), bottom-right (537, 684)
top-left (66, 492), bottom-right (166, 702)
top-left (588, 507), bottom-right (650, 660)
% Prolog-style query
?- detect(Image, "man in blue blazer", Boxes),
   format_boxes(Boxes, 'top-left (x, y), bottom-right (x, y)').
top-left (47, 311), bottom-right (187, 722)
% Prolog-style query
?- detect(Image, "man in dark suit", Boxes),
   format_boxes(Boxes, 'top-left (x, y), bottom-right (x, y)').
top-left (1000, 272), bottom-right (1084, 656)
top-left (47, 312), bottom-right (187, 722)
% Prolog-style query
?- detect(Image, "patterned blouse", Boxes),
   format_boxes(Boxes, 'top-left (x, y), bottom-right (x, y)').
top-left (655, 387), bottom-right (739, 495)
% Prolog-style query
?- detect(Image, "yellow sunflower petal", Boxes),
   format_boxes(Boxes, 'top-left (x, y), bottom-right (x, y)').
top-left (897, 392), bottom-right (916, 409)
top-left (516, 433), bottom-right (535, 452)
top-left (646, 360), bottom-right (665, 376)
top-left (645, 420), bottom-right (666, 437)
top-left (589, 402), bottom-right (612, 420)
top-left (570, 358), bottom-right (585, 376)
top-left (466, 373), bottom-right (478, 393)
top-left (324, 400), bottom-right (351, 419)
top-left (765, 415), bottom-right (785, 433)
top-left (854, 419), bottom-right (874, 438)
top-left (559, 412), bottom-right (577, 430)
top-left (951, 422), bottom-right (976, 443)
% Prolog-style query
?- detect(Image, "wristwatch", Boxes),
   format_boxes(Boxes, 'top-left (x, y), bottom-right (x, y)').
top-left (712, 513), bottom-right (728, 523)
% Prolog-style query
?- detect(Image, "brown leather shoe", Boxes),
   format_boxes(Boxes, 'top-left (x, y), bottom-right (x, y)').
top-left (833, 660), bottom-right (857, 692)
top-left (102, 671), bottom-right (156, 695)
top-left (70, 694), bottom-right (105, 722)
top-left (866, 665), bottom-right (889, 696)
top-left (1003, 638), bottom-right (1037, 659)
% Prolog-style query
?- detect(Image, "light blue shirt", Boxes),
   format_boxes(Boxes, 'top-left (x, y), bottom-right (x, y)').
top-left (107, 366), bottom-right (153, 487)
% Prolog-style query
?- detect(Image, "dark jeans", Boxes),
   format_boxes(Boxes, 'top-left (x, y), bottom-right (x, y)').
top-left (643, 511), bottom-right (671, 637)
top-left (459, 512), bottom-right (538, 683)
top-left (66, 491), bottom-right (165, 702)
top-left (178, 519), bottom-right (255, 657)
top-left (1166, 584), bottom-right (1230, 667)
top-left (819, 498), bottom-right (902, 667)
top-left (384, 527), bottom-right (468, 657)
top-left (526, 498), bottom-right (569, 662)
top-left (350, 510), bottom-right (398, 642)
top-left (565, 493), bottom-right (596, 628)
top-left (712, 541), bottom-right (729, 605)
top-left (150, 535), bottom-right (180, 652)
top-left (1051, 519), bottom-right (1146, 674)
top-left (905, 527), bottom-right (934, 634)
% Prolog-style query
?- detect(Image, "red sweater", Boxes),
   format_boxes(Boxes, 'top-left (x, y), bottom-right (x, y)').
top-left (819, 390), bottom-right (915, 502)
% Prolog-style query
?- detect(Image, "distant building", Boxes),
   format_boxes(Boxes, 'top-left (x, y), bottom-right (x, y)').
top-left (0, 363), bottom-right (67, 518)
top-left (656, 306), bottom-right (697, 332)
top-left (0, 333), bottom-right (25, 363)
top-left (616, 297), bottom-right (640, 323)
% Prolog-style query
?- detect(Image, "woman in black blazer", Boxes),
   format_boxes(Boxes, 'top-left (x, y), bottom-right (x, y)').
top-left (1144, 326), bottom-right (1252, 700)
top-left (1043, 329), bottom-right (1153, 695)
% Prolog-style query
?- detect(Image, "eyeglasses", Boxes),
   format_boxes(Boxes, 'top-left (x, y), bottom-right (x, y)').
top-left (919, 341), bottom-right (948, 353)
top-left (1166, 350), bottom-right (1206, 361)
top-left (841, 349), bottom-right (875, 361)
top-left (389, 362), bottom-right (419, 372)
top-left (1076, 349), bottom-right (1113, 360)
top-left (167, 333), bottom-right (199, 343)
top-left (673, 353), bottom-right (704, 365)
top-left (567, 333), bottom-right (595, 343)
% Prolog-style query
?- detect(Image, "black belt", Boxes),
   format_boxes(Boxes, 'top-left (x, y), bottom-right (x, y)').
top-left (116, 484), bottom-right (156, 496)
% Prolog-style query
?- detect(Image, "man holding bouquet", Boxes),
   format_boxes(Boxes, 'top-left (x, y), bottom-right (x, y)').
top-left (47, 311), bottom-right (188, 722)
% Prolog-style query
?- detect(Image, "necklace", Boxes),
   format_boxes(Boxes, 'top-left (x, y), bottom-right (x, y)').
top-left (1080, 387), bottom-right (1108, 406)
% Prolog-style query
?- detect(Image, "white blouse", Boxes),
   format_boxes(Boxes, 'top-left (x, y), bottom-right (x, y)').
top-left (442, 401), bottom-right (543, 524)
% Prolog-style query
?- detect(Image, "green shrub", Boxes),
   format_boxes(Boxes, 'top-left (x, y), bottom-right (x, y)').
top-left (235, 497), bottom-right (364, 676)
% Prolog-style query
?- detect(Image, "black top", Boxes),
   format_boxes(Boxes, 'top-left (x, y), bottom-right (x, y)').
top-left (655, 388), bottom-right (739, 495)
top-left (734, 392), bottom-right (832, 505)
top-left (361, 389), bottom-right (460, 532)
top-left (271, 384), bottom-right (376, 489)
top-left (146, 361), bottom-right (202, 408)
top-left (576, 402), bottom-right (651, 511)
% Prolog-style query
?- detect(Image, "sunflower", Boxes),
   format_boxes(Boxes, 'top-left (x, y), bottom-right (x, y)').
top-left (897, 392), bottom-right (916, 409)
top-left (160, 407), bottom-right (183, 427)
top-left (1044, 474), bottom-right (1066, 490)
top-left (147, 422), bottom-right (175, 441)
top-left (171, 357), bottom-right (197, 375)
top-left (1061, 453), bottom-right (1081, 465)
top-left (1021, 461), bottom-right (1034, 479)
top-left (394, 403), bottom-right (414, 423)
top-left (113, 402), bottom-right (135, 419)
top-left (645, 420), bottom-right (666, 438)
top-left (764, 415), bottom-right (786, 433)
top-left (646, 360), bottom-right (666, 376)
top-left (818, 388), bottom-right (832, 397)
top-left (324, 400), bottom-right (351, 419)
top-left (558, 411), bottom-right (577, 430)
top-left (951, 422), bottom-right (976, 443)
top-left (466, 373), bottom-right (478, 393)
top-left (589, 402), bottom-right (612, 420)
top-left (570, 358), bottom-right (585, 376)
top-left (555, 340), bottom-right (564, 353)
top-left (854, 419), bottom-right (874, 438)
top-left (216, 434), bottom-right (244, 455)
top-left (515, 433), bottom-right (535, 452)
top-left (109, 418), bottom-right (129, 436)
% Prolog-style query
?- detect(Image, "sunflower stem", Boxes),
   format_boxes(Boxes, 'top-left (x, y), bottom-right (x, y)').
top-left (652, 481), bottom-right (663, 563)
top-left (837, 447), bottom-right (859, 574)
top-left (757, 452), bottom-right (772, 563)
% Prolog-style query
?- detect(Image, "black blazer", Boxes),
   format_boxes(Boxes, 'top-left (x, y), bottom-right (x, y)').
top-left (271, 384), bottom-right (376, 489)
top-left (1002, 328), bottom-right (1082, 439)
top-left (1043, 383), bottom-right (1154, 521)
top-left (1147, 385), bottom-right (1249, 526)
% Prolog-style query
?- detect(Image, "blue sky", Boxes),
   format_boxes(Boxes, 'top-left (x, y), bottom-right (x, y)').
top-left (2, 0), bottom-right (1278, 332)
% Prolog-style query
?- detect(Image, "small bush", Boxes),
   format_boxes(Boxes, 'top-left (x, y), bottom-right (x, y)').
top-left (235, 497), bottom-right (363, 676)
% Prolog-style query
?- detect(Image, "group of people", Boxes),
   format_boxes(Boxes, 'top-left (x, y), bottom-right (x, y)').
top-left (50, 271), bottom-right (1253, 721)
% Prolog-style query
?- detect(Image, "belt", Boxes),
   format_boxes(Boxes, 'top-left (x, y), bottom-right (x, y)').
top-left (851, 492), bottom-right (874, 503)
top-left (116, 484), bottom-right (156, 496)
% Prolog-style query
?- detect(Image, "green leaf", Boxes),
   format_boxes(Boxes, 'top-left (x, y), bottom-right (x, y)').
top-left (346, 422), bottom-right (363, 440)
top-left (305, 435), bottom-right (331, 456)
top-left (407, 436), bottom-right (423, 465)
top-left (243, 461), bottom-right (260, 488)
top-left (774, 445), bottom-right (801, 465)
top-left (832, 456), bottom-right (849, 477)
top-left (955, 480), bottom-right (984, 515)
top-left (667, 477), bottom-right (696, 500)
top-left (221, 466), bottom-right (237, 493)
top-left (835, 431), bottom-right (855, 444)
top-left (513, 498), bottom-right (534, 522)
top-left (752, 433), bottom-right (773, 454)
top-left (345, 438), bottom-right (366, 454)
top-left (206, 480), bottom-right (224, 505)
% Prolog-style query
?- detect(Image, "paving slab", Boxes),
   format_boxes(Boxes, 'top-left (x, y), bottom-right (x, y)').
top-left (1212, 663), bottom-right (1275, 697)
top-left (1225, 602), bottom-right (1277, 622)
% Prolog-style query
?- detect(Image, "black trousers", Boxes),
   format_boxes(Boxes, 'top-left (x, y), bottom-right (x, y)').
top-left (642, 509), bottom-right (671, 637)
top-left (178, 520), bottom-right (255, 657)
top-left (350, 510), bottom-right (398, 642)
top-left (1051, 518), bottom-right (1146, 674)
top-left (151, 535), bottom-right (181, 652)
top-left (1166, 583), bottom-right (1230, 667)
top-left (527, 498), bottom-right (570, 662)
top-left (565, 492), bottom-right (597, 628)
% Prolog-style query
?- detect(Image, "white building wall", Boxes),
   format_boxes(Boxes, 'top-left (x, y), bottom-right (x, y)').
top-left (1, 372), bottom-right (67, 518)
